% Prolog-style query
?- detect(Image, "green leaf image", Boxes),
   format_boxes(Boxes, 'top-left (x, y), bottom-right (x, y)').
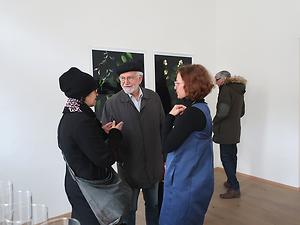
top-left (121, 55), bottom-right (127, 63)
top-left (126, 52), bottom-right (133, 60)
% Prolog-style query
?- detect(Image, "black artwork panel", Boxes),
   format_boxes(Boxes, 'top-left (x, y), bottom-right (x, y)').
top-left (92, 49), bottom-right (144, 120)
top-left (155, 54), bottom-right (192, 114)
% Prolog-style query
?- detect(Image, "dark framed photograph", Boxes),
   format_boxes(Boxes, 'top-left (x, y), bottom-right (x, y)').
top-left (92, 49), bottom-right (144, 120)
top-left (154, 53), bottom-right (192, 114)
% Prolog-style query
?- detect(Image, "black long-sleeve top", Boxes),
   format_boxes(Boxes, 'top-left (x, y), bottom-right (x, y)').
top-left (162, 99), bottom-right (207, 154)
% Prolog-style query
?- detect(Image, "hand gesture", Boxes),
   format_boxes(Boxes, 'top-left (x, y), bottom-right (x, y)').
top-left (169, 104), bottom-right (186, 116)
top-left (111, 120), bottom-right (124, 131)
top-left (102, 122), bottom-right (113, 134)
top-left (102, 121), bottom-right (124, 133)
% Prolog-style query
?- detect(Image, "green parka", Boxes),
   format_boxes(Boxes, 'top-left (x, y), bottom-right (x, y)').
top-left (213, 76), bottom-right (247, 144)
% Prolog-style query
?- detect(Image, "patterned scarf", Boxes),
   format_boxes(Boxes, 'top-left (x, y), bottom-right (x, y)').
top-left (65, 98), bottom-right (82, 112)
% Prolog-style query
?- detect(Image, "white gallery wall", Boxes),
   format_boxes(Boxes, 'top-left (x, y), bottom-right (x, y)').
top-left (0, 0), bottom-right (216, 217)
top-left (1, 0), bottom-right (300, 218)
top-left (215, 0), bottom-right (300, 187)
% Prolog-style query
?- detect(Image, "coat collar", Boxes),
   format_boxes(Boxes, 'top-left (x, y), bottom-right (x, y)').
top-left (119, 88), bottom-right (150, 111)
top-left (119, 88), bottom-right (150, 102)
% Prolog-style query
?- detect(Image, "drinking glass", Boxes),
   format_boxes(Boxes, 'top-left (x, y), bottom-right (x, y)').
top-left (0, 181), bottom-right (13, 205)
top-left (0, 203), bottom-right (9, 225)
top-left (40, 217), bottom-right (80, 225)
top-left (3, 190), bottom-right (32, 225)
top-left (32, 204), bottom-right (48, 225)
top-left (0, 180), bottom-right (13, 225)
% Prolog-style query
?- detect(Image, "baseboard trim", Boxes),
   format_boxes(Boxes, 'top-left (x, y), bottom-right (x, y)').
top-left (214, 167), bottom-right (300, 191)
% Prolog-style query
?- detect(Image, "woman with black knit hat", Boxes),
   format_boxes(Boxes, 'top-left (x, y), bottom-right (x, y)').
top-left (57, 67), bottom-right (124, 225)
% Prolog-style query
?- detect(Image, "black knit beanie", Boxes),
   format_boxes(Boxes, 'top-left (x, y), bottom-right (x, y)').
top-left (59, 67), bottom-right (99, 99)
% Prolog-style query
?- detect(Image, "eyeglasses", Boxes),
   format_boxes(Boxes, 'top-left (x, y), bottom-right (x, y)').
top-left (119, 75), bottom-right (138, 82)
top-left (174, 81), bottom-right (184, 86)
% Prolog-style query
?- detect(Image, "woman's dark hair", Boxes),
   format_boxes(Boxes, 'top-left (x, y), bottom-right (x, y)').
top-left (177, 64), bottom-right (214, 101)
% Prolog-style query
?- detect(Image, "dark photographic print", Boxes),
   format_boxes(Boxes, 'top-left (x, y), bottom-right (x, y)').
top-left (154, 54), bottom-right (192, 114)
top-left (92, 49), bottom-right (144, 119)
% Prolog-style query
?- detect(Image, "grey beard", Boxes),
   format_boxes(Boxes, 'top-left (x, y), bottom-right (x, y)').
top-left (122, 86), bottom-right (139, 95)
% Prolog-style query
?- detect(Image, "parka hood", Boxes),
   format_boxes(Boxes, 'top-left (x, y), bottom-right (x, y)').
top-left (224, 76), bottom-right (247, 94)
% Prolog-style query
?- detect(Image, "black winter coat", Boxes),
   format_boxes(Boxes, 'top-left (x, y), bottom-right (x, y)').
top-left (57, 103), bottom-right (122, 225)
top-left (57, 103), bottom-right (122, 180)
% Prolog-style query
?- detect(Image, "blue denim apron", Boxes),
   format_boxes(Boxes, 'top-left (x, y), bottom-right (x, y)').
top-left (159, 102), bottom-right (214, 225)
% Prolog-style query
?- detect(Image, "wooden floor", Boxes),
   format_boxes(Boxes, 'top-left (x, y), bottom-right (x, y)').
top-left (59, 169), bottom-right (300, 224)
top-left (136, 168), bottom-right (300, 225)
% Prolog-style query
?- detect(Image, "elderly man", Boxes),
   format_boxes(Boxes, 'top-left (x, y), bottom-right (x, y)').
top-left (101, 61), bottom-right (164, 225)
top-left (213, 70), bottom-right (247, 199)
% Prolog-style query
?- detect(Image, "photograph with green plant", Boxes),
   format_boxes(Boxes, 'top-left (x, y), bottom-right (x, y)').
top-left (154, 54), bottom-right (192, 114)
top-left (92, 49), bottom-right (144, 119)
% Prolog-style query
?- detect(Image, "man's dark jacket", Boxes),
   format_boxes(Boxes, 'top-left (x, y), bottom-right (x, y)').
top-left (101, 88), bottom-right (165, 188)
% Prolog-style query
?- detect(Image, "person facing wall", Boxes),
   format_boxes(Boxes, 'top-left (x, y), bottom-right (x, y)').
top-left (159, 64), bottom-right (214, 225)
top-left (213, 70), bottom-right (247, 199)
top-left (101, 61), bottom-right (165, 225)
top-left (57, 67), bottom-right (124, 225)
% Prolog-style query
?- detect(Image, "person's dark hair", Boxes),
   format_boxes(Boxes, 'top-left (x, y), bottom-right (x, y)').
top-left (177, 64), bottom-right (214, 100)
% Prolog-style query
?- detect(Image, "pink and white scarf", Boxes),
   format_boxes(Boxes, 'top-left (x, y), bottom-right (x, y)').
top-left (65, 98), bottom-right (82, 112)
